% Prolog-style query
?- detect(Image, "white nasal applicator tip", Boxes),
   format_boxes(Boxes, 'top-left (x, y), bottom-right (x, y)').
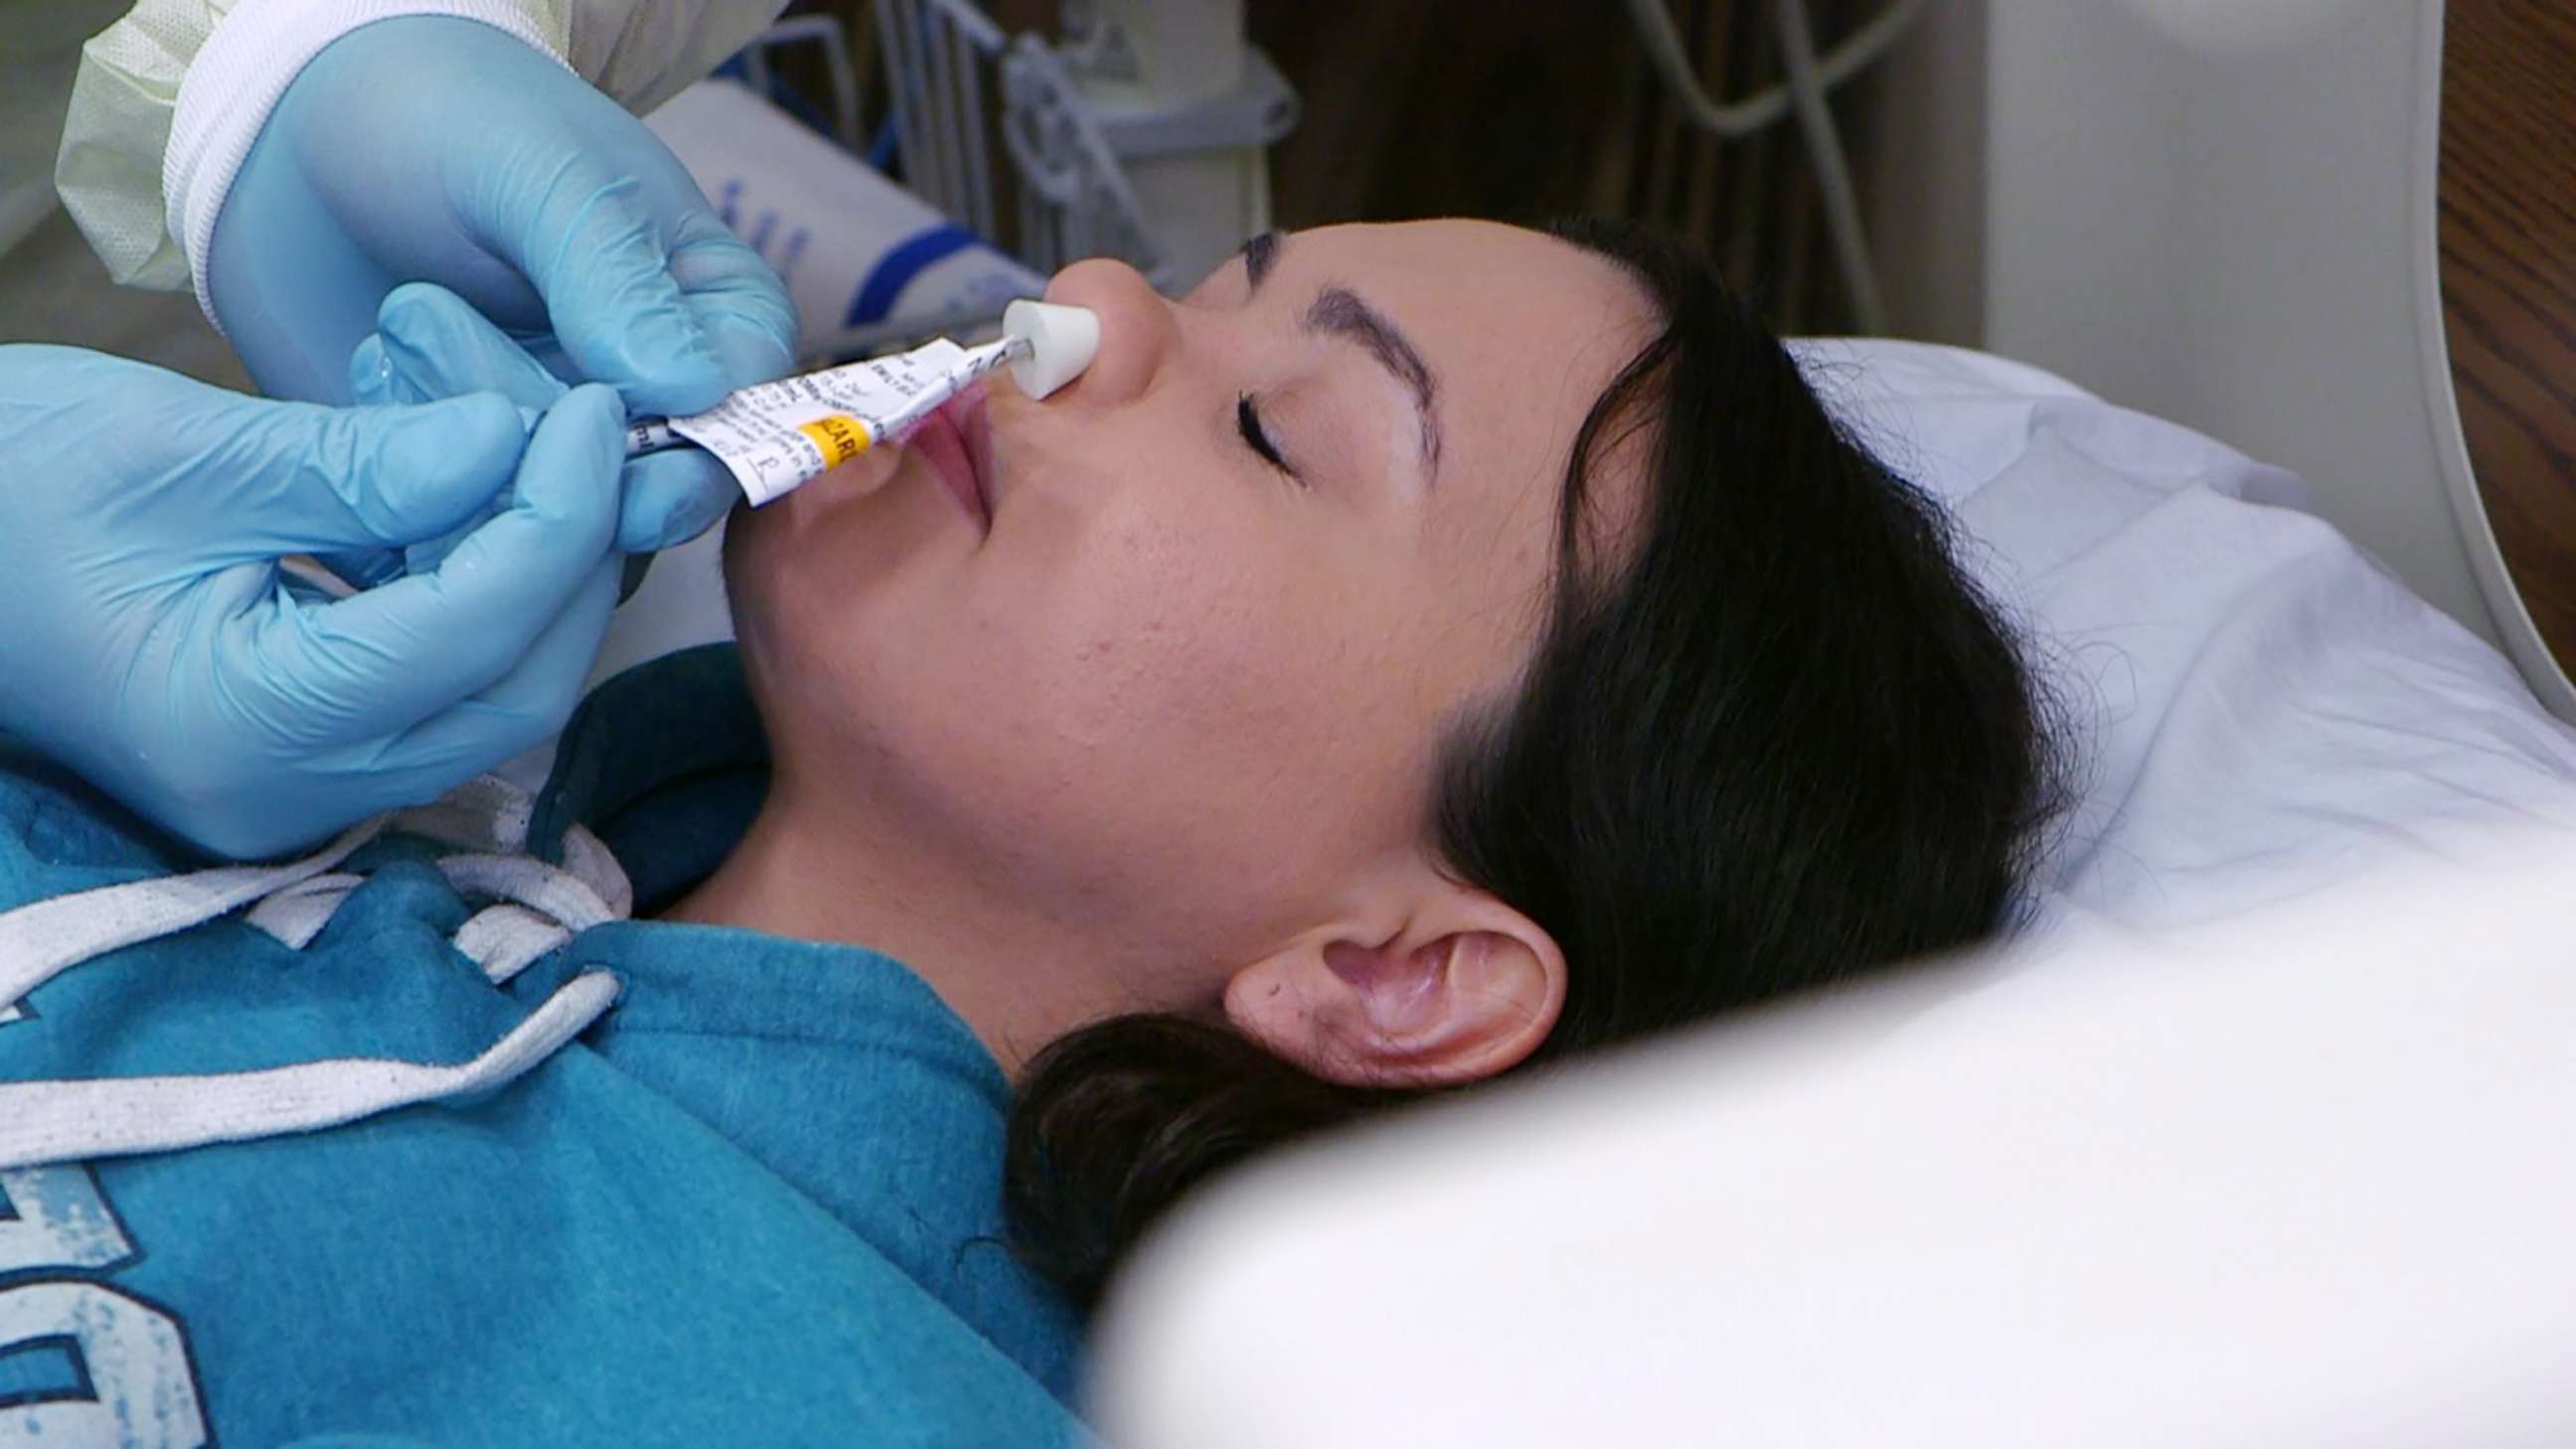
top-left (1003, 299), bottom-right (1099, 401)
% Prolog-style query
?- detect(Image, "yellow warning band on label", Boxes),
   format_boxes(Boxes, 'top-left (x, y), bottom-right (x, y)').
top-left (797, 414), bottom-right (874, 468)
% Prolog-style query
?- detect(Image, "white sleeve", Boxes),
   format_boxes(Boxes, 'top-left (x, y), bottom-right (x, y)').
top-left (53, 0), bottom-right (789, 294)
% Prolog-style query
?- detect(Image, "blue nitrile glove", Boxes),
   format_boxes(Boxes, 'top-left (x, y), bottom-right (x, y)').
top-left (0, 345), bottom-right (627, 861)
top-left (203, 14), bottom-right (794, 561)
top-left (348, 283), bottom-right (737, 586)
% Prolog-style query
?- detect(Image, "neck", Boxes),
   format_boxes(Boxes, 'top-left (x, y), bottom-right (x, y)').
top-left (663, 786), bottom-right (1115, 1077)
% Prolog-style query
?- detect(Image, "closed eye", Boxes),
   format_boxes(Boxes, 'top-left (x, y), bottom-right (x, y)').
top-left (1236, 394), bottom-right (1300, 483)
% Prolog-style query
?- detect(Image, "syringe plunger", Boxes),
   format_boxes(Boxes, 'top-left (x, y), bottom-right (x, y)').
top-left (614, 302), bottom-right (1100, 505)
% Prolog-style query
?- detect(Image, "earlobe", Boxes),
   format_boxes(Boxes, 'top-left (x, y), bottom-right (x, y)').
top-left (1222, 895), bottom-right (1566, 1090)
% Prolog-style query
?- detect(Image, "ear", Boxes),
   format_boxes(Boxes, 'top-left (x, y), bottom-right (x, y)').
top-left (1221, 875), bottom-right (1567, 1090)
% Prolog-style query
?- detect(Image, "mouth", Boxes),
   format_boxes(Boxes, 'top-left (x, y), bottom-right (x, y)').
top-left (908, 385), bottom-right (992, 535)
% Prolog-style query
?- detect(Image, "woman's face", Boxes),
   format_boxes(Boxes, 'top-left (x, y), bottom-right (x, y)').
top-left (724, 220), bottom-right (1654, 990)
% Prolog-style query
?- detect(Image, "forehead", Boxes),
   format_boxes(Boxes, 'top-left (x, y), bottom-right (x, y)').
top-left (1287, 220), bottom-right (1655, 436)
top-left (1278, 220), bottom-right (1660, 554)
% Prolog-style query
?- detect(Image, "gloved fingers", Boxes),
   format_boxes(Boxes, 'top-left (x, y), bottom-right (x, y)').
top-left (611, 224), bottom-right (787, 553)
top-left (0, 343), bottom-right (175, 415)
top-left (505, 331), bottom-right (677, 414)
top-left (4, 350), bottom-right (521, 564)
top-left (1, 347), bottom-right (214, 503)
top-left (309, 547), bottom-right (407, 591)
top-left (366, 551), bottom-right (622, 790)
top-left (338, 293), bottom-right (532, 588)
top-left (667, 214), bottom-right (799, 390)
top-left (485, 150), bottom-right (739, 419)
top-left (388, 217), bottom-right (790, 405)
top-left (616, 448), bottom-right (740, 555)
top-left (273, 384), bottom-right (626, 737)
top-left (352, 282), bottom-right (744, 558)
top-left (211, 392), bottom-right (526, 559)
top-left (355, 283), bottom-right (569, 410)
top-left (509, 331), bottom-right (588, 392)
top-left (347, 334), bottom-right (398, 405)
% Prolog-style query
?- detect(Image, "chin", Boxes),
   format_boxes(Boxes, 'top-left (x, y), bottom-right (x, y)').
top-left (719, 485), bottom-right (924, 750)
top-left (720, 462), bottom-right (867, 638)
top-left (716, 514), bottom-right (783, 701)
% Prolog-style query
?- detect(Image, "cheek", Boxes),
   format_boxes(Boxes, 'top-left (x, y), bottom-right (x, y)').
top-left (974, 484), bottom-right (1300, 756)
top-left (950, 486), bottom-right (1420, 884)
top-left (732, 425), bottom-right (1444, 931)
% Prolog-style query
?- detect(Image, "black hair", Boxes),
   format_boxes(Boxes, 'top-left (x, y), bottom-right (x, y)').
top-left (1003, 217), bottom-right (2060, 1312)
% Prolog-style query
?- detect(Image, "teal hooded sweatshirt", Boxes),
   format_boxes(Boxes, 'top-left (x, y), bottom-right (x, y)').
top-left (0, 645), bottom-right (1087, 1447)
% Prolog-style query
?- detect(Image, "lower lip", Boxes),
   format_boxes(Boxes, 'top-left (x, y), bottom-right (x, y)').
top-left (907, 390), bottom-right (988, 532)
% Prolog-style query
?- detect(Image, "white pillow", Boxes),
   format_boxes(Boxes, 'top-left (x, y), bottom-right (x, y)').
top-left (1794, 338), bottom-right (2576, 932)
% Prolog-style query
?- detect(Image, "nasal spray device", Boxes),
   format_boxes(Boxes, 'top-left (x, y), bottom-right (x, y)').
top-left (624, 299), bottom-right (1100, 506)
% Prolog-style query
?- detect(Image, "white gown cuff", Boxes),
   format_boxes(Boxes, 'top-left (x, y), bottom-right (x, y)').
top-left (164, 0), bottom-right (571, 327)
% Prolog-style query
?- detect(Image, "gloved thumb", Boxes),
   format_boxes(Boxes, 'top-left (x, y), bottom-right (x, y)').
top-left (359, 282), bottom-right (572, 410)
top-left (215, 391), bottom-right (528, 562)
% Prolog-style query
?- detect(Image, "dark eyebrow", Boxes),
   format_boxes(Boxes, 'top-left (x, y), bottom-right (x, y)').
top-left (1303, 287), bottom-right (1442, 480)
top-left (1240, 231), bottom-right (1442, 482)
top-left (1239, 229), bottom-right (1281, 289)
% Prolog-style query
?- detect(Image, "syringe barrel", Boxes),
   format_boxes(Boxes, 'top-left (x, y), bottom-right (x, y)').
top-left (625, 416), bottom-right (688, 458)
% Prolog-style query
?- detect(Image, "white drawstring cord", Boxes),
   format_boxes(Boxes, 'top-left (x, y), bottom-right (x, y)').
top-left (0, 972), bottom-right (621, 1171)
top-left (0, 816), bottom-right (384, 1012)
top-left (0, 775), bottom-right (634, 1172)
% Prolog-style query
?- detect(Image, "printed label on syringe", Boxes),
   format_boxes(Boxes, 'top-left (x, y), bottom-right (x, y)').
top-left (796, 415), bottom-right (871, 468)
top-left (667, 340), bottom-right (969, 505)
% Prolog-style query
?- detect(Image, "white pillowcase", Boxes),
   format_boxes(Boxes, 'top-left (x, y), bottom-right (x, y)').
top-left (1794, 337), bottom-right (2576, 933)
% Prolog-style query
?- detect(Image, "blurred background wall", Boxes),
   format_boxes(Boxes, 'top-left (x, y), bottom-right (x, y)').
top-left (1260, 0), bottom-right (1984, 342)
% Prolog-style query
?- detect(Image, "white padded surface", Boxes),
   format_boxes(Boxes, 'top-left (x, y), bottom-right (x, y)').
top-left (1094, 824), bottom-right (2576, 1449)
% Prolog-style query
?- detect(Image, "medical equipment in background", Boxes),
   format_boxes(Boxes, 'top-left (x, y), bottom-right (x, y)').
top-left (624, 298), bottom-right (1097, 504)
top-left (999, 0), bottom-right (1923, 327)
top-left (895, 0), bottom-right (1298, 292)
top-left (1043, 0), bottom-right (1293, 291)
top-left (685, 0), bottom-right (1924, 356)
top-left (653, 0), bottom-right (1293, 363)
top-left (645, 77), bottom-right (1047, 364)
top-left (1624, 0), bottom-right (1934, 336)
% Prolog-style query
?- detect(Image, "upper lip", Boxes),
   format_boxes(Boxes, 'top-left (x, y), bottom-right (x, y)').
top-left (924, 387), bottom-right (997, 535)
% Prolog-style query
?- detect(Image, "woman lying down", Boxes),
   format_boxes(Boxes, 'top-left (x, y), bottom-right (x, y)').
top-left (0, 219), bottom-right (2053, 1443)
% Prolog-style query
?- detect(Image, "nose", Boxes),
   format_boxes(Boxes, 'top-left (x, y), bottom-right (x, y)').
top-left (1035, 257), bottom-right (1176, 408)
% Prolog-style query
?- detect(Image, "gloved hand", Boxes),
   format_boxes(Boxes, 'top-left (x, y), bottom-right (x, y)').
top-left (203, 14), bottom-right (795, 559)
top-left (0, 345), bottom-right (627, 861)
top-left (348, 282), bottom-right (740, 583)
